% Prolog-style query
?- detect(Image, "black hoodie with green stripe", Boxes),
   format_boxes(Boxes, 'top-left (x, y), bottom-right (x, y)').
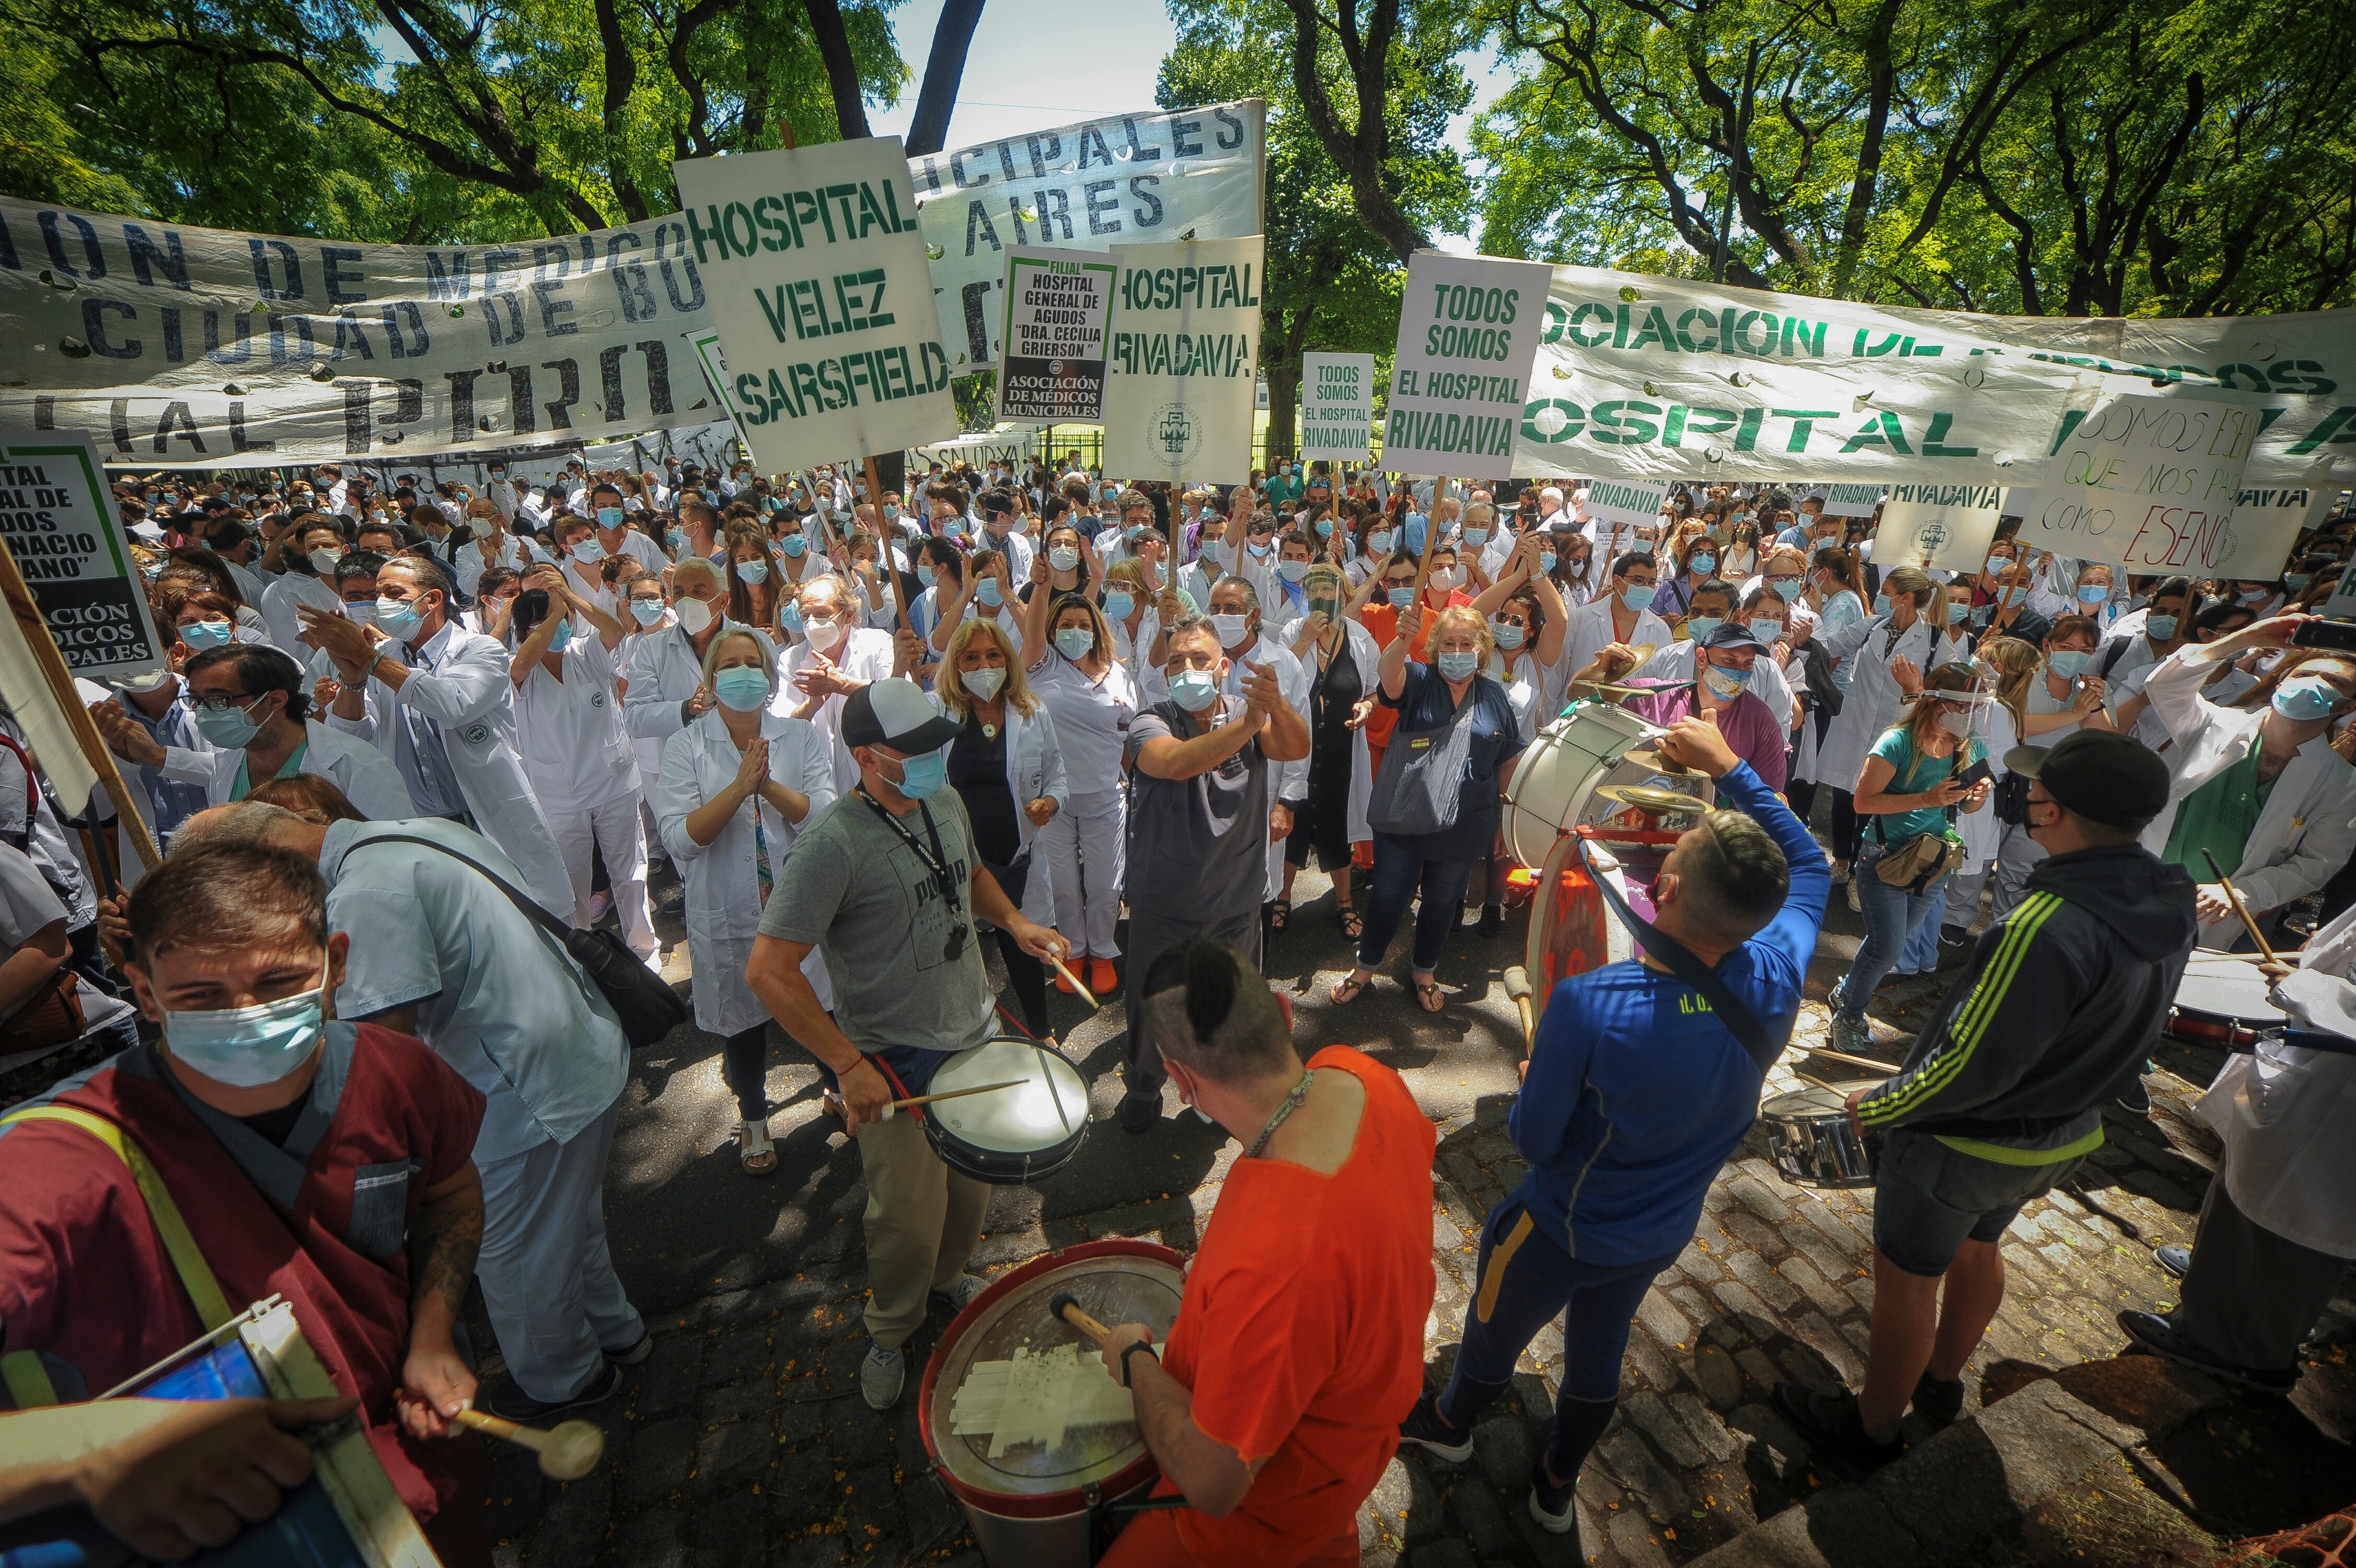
top-left (1855, 843), bottom-right (2199, 1162)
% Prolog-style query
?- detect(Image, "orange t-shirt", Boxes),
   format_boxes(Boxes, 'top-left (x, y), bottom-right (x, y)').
top-left (1154, 1046), bottom-right (1437, 1564)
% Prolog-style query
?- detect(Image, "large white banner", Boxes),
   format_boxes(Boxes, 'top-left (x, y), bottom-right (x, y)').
top-left (2012, 394), bottom-right (2257, 573)
top-left (1101, 236), bottom-right (1263, 482)
top-left (1872, 482), bottom-right (2005, 573)
top-left (672, 136), bottom-right (957, 467)
top-left (1384, 252), bottom-right (1553, 475)
top-left (911, 101), bottom-right (1265, 367)
top-left (1299, 351), bottom-right (1375, 463)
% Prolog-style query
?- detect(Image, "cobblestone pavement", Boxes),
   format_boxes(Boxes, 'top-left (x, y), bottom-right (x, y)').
top-left (440, 851), bottom-right (2348, 1568)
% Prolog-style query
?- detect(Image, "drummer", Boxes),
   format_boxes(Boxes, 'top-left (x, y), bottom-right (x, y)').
top-left (1776, 729), bottom-right (2196, 1470)
top-left (1573, 620), bottom-right (1790, 790)
top-left (1400, 716), bottom-right (1825, 1543)
top-left (0, 841), bottom-right (493, 1561)
top-left (1094, 940), bottom-right (1435, 1567)
top-left (744, 679), bottom-right (1067, 1414)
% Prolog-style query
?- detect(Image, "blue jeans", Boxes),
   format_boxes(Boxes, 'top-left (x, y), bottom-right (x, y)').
top-left (1835, 839), bottom-right (1948, 1021)
top-left (1898, 887), bottom-right (1944, 973)
top-left (1356, 834), bottom-right (1476, 974)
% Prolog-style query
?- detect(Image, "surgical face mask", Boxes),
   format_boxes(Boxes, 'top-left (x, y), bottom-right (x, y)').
top-left (630, 599), bottom-right (666, 628)
top-left (736, 557), bottom-right (769, 585)
top-left (1465, 526), bottom-right (1489, 545)
top-left (1686, 615), bottom-right (1724, 643)
top-left (375, 596), bottom-right (425, 643)
top-left (307, 546), bottom-right (343, 574)
top-left (1388, 586), bottom-right (1415, 609)
top-left (977, 579), bottom-right (1004, 608)
top-left (1539, 551), bottom-right (1559, 574)
top-left (1246, 538), bottom-right (1273, 559)
top-left (916, 564), bottom-right (939, 591)
top-left (1690, 554), bottom-right (1716, 574)
top-left (779, 603), bottom-right (805, 635)
top-left (943, 518), bottom-right (967, 537)
top-left (2285, 572), bottom-right (2315, 592)
top-left (2273, 675), bottom-right (2343, 721)
top-left (2000, 585), bottom-right (2028, 607)
top-left (675, 597), bottom-right (717, 636)
top-left (1946, 600), bottom-right (1970, 624)
top-left (891, 746), bottom-right (949, 800)
top-left (1493, 621), bottom-right (1527, 651)
top-left (1937, 707), bottom-right (1977, 737)
top-left (569, 539), bottom-right (603, 566)
top-left (1984, 555), bottom-right (2011, 575)
top-left (1874, 594), bottom-right (1892, 616)
top-left (1620, 583), bottom-right (1657, 612)
top-left (2077, 582), bottom-right (2112, 604)
top-left (1170, 668), bottom-right (1220, 712)
top-left (2146, 613), bottom-right (2180, 641)
top-left (1103, 590), bottom-right (1136, 620)
top-left (884, 504), bottom-right (902, 522)
top-left (1701, 662), bottom-right (1752, 699)
top-left (1368, 529), bottom-right (1393, 554)
top-left (802, 615), bottom-right (842, 650)
top-left (341, 599), bottom-right (377, 625)
top-left (779, 532), bottom-right (808, 558)
top-left (1209, 612), bottom-right (1251, 647)
top-left (1429, 566), bottom-right (1463, 591)
top-left (1277, 559), bottom-right (1311, 583)
top-left (1049, 545), bottom-right (1080, 572)
top-left (1750, 618), bottom-right (1784, 642)
top-left (193, 692), bottom-right (271, 748)
top-left (1435, 649), bottom-right (1479, 681)
top-left (1055, 627), bottom-right (1095, 660)
top-left (180, 619), bottom-right (235, 650)
top-left (596, 506), bottom-right (623, 528)
top-left (2046, 649), bottom-right (2092, 678)
top-left (1769, 577), bottom-right (1801, 601)
top-left (960, 666), bottom-right (1007, 701)
top-left (712, 664), bottom-right (770, 711)
top-left (165, 972), bottom-right (329, 1088)
top-left (1630, 540), bottom-right (1657, 559)
top-left (1315, 520), bottom-right (1335, 538)
top-left (667, 527), bottom-right (688, 550)
top-left (542, 617), bottom-right (574, 652)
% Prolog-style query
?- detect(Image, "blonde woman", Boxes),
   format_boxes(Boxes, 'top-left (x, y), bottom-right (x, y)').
top-left (933, 617), bottom-right (1070, 1035)
top-left (1334, 602), bottom-right (1528, 1013)
top-left (655, 628), bottom-right (835, 1174)
top-left (1102, 556), bottom-right (1165, 688)
top-left (1029, 591), bottom-right (1138, 995)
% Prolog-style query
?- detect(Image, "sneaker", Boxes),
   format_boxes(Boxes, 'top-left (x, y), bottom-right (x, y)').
top-left (605, 1330), bottom-right (653, 1367)
top-left (2117, 1079), bottom-right (2152, 1115)
top-left (1939, 925), bottom-right (1971, 947)
top-left (1911, 1370), bottom-right (1965, 1428)
top-left (1117, 1091), bottom-right (1161, 1134)
top-left (482, 1361), bottom-right (622, 1422)
top-left (1479, 902), bottom-right (1503, 938)
top-left (1396, 1389), bottom-right (1474, 1463)
top-left (1770, 1382), bottom-right (1904, 1473)
top-left (1829, 1011), bottom-right (1873, 1056)
top-left (2116, 1309), bottom-right (2297, 1394)
top-left (945, 1274), bottom-right (990, 1313)
top-left (1529, 1461), bottom-right (1579, 1536)
top-left (860, 1343), bottom-right (906, 1410)
top-left (586, 890), bottom-right (612, 924)
top-left (2153, 1244), bottom-right (2190, 1280)
top-left (1846, 879), bottom-right (1862, 914)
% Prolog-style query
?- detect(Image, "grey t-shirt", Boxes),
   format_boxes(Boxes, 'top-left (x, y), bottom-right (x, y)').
top-left (1124, 699), bottom-right (1269, 924)
top-left (759, 787), bottom-right (995, 1089)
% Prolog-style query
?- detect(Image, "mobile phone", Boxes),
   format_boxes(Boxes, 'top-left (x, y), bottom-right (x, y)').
top-left (2291, 617), bottom-right (2356, 653)
top-left (1955, 758), bottom-right (1993, 790)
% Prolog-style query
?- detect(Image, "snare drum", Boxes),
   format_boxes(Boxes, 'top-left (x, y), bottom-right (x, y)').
top-left (1762, 1088), bottom-right (1878, 1189)
top-left (923, 1036), bottom-right (1091, 1184)
top-left (1502, 702), bottom-right (1661, 869)
top-left (921, 1240), bottom-right (1185, 1567)
top-left (2164, 951), bottom-right (2285, 1050)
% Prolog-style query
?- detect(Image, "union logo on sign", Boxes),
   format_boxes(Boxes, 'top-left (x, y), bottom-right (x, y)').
top-left (1151, 403), bottom-right (1205, 467)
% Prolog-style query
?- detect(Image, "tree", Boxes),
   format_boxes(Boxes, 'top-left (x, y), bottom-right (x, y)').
top-left (904, 0), bottom-right (985, 157)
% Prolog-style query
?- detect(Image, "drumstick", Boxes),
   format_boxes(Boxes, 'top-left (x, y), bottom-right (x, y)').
top-left (2200, 850), bottom-right (2281, 963)
top-left (824, 1078), bottom-right (1029, 1120)
top-left (1805, 1046), bottom-right (1901, 1076)
top-left (1049, 1293), bottom-right (1112, 1345)
top-left (451, 1408), bottom-right (605, 1480)
top-left (1502, 966), bottom-right (1537, 1060)
top-left (1048, 952), bottom-right (1099, 1006)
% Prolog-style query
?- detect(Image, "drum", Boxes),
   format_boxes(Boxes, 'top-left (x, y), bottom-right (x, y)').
top-left (922, 1036), bottom-right (1091, 1185)
top-left (920, 1241), bottom-right (1185, 1567)
top-left (2164, 951), bottom-right (2285, 1050)
top-left (1761, 1088), bottom-right (1878, 1189)
top-left (1503, 702), bottom-right (1711, 869)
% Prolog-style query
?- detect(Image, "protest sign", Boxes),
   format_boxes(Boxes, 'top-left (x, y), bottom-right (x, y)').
top-left (1872, 482), bottom-right (2004, 573)
top-left (0, 428), bottom-right (166, 676)
top-left (1299, 352), bottom-right (1375, 463)
top-left (914, 423), bottom-right (1048, 467)
top-left (911, 101), bottom-right (1266, 366)
top-left (1100, 236), bottom-right (1263, 481)
top-left (2207, 478), bottom-right (2340, 582)
top-left (1579, 477), bottom-right (1672, 534)
top-left (672, 136), bottom-right (956, 468)
top-left (1384, 252), bottom-right (1553, 475)
top-left (2012, 394), bottom-right (2258, 572)
top-left (995, 247), bottom-right (1115, 422)
top-left (1812, 482), bottom-right (1884, 517)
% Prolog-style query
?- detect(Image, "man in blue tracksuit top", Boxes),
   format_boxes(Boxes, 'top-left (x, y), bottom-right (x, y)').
top-left (1400, 714), bottom-right (1829, 1542)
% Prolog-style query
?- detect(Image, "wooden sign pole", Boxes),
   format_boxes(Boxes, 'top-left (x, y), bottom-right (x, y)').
top-left (864, 454), bottom-right (913, 632)
top-left (0, 538), bottom-right (161, 872)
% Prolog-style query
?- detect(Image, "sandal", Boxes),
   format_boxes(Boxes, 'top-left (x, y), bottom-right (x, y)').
top-left (1331, 972), bottom-right (1371, 1005)
top-left (1337, 905), bottom-right (1364, 941)
top-left (1270, 899), bottom-right (1290, 932)
top-left (737, 1119), bottom-right (778, 1177)
top-left (1414, 978), bottom-right (1448, 1014)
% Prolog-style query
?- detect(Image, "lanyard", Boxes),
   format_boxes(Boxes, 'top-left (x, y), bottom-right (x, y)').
top-left (856, 787), bottom-right (964, 917)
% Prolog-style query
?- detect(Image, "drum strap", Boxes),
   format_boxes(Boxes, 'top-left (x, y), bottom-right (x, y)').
top-left (1578, 840), bottom-right (1784, 1076)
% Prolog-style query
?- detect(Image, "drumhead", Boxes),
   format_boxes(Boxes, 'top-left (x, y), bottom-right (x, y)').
top-left (1762, 1087), bottom-right (1851, 1117)
top-left (930, 1037), bottom-right (1091, 1154)
top-left (926, 1244), bottom-right (1185, 1501)
top-left (2176, 951), bottom-right (2285, 1024)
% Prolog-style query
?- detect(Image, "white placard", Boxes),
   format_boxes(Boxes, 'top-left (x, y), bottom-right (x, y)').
top-left (1383, 251), bottom-right (1553, 476)
top-left (0, 428), bottom-right (167, 676)
top-left (1812, 483), bottom-right (1884, 518)
top-left (1873, 482), bottom-right (2005, 573)
top-left (995, 247), bottom-right (1116, 423)
top-left (2013, 394), bottom-right (2259, 572)
top-left (1299, 352), bottom-right (1375, 463)
top-left (1579, 477), bottom-right (1673, 534)
top-left (671, 136), bottom-right (957, 467)
top-left (1100, 236), bottom-right (1264, 481)
top-left (2212, 479), bottom-right (2340, 581)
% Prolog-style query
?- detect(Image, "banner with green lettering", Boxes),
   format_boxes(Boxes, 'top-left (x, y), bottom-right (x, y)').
top-left (1100, 236), bottom-right (1263, 482)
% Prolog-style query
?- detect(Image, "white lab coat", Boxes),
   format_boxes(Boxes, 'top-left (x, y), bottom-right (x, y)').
top-left (1814, 614), bottom-right (1969, 795)
top-left (656, 710), bottom-right (838, 1032)
top-left (1276, 615), bottom-right (1381, 845)
top-left (2139, 645), bottom-right (2356, 940)
top-left (1563, 596), bottom-right (1674, 683)
top-left (258, 571), bottom-right (341, 659)
top-left (160, 718), bottom-right (415, 820)
top-left (925, 692), bottom-right (1071, 860)
top-left (326, 621), bottom-right (573, 914)
top-left (453, 532), bottom-right (552, 598)
top-left (771, 627), bottom-right (896, 796)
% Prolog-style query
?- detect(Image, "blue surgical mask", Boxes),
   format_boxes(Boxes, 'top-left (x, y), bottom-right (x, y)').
top-left (1170, 669), bottom-right (1220, 712)
top-left (1315, 520), bottom-right (1334, 538)
top-left (892, 746), bottom-right (949, 800)
top-left (1436, 649), bottom-right (1479, 681)
top-left (631, 599), bottom-right (666, 627)
top-left (375, 596), bottom-right (425, 642)
top-left (1690, 555), bottom-right (1716, 574)
top-left (1770, 578), bottom-right (1800, 601)
top-left (2285, 573), bottom-right (2314, 592)
top-left (570, 539), bottom-right (603, 566)
top-left (1368, 529), bottom-right (1393, 554)
top-left (1874, 594), bottom-right (1892, 616)
top-left (1103, 590), bottom-right (1136, 620)
top-left (2046, 650), bottom-right (2092, 678)
top-left (1621, 583), bottom-right (1656, 612)
top-left (1948, 601), bottom-right (1970, 623)
top-left (977, 579), bottom-right (1003, 608)
top-left (2077, 582), bottom-right (2112, 604)
top-left (597, 506), bottom-right (623, 528)
top-left (1055, 627), bottom-right (1095, 660)
top-left (668, 527), bottom-right (688, 550)
top-left (1465, 526), bottom-right (1489, 545)
top-left (943, 518), bottom-right (967, 538)
top-left (1750, 618), bottom-right (1784, 642)
top-left (713, 664), bottom-right (770, 711)
top-left (1686, 615), bottom-right (1724, 643)
top-left (779, 533), bottom-right (808, 557)
top-left (2146, 614), bottom-right (2180, 641)
top-left (1539, 551), bottom-right (1558, 574)
top-left (193, 693), bottom-right (270, 748)
top-left (1493, 622), bottom-right (1526, 651)
top-left (2001, 585), bottom-right (2027, 607)
top-left (1388, 587), bottom-right (1415, 609)
top-left (166, 973), bottom-right (328, 1087)
top-left (917, 564), bottom-right (937, 590)
top-left (2273, 675), bottom-right (2342, 721)
top-left (180, 619), bottom-right (235, 650)
top-left (780, 603), bottom-right (808, 635)
top-left (737, 557), bottom-right (769, 584)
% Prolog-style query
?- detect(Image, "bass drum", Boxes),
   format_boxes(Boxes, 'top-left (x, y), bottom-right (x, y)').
top-left (1502, 701), bottom-right (1664, 869)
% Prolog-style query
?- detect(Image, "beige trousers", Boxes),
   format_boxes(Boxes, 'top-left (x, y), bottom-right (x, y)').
top-left (856, 1109), bottom-right (989, 1347)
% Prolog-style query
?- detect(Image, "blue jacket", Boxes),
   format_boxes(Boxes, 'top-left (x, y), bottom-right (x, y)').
top-left (1508, 762), bottom-right (1829, 1263)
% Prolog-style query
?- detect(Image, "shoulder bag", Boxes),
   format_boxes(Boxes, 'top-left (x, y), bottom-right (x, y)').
top-left (1366, 674), bottom-right (1480, 837)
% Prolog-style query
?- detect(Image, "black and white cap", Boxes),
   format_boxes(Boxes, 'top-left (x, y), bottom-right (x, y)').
top-left (842, 677), bottom-right (962, 753)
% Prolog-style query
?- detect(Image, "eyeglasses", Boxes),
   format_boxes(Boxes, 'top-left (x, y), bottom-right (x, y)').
top-left (191, 691), bottom-right (261, 712)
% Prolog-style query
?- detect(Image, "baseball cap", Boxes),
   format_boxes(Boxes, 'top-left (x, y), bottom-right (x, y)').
top-left (841, 677), bottom-right (962, 754)
top-left (2004, 729), bottom-right (2170, 829)
top-left (1699, 620), bottom-right (1773, 657)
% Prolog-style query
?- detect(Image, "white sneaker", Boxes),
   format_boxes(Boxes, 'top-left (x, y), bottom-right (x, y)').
top-left (860, 1343), bottom-right (905, 1410)
top-left (1846, 878), bottom-right (1862, 913)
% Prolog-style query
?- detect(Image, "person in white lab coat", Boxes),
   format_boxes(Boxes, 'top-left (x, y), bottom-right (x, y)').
top-left (301, 555), bottom-right (574, 915)
top-left (774, 574), bottom-right (913, 795)
top-left (91, 642), bottom-right (414, 820)
top-left (507, 566), bottom-right (655, 961)
top-left (2138, 616), bottom-right (2356, 946)
top-left (1562, 550), bottom-right (1674, 678)
top-left (1027, 592), bottom-right (1140, 998)
top-left (453, 499), bottom-right (552, 598)
top-left (258, 516), bottom-right (348, 658)
top-left (2118, 898), bottom-right (2356, 1389)
top-left (1275, 566), bottom-right (1380, 938)
top-left (1205, 575), bottom-right (1313, 936)
top-left (657, 628), bottom-right (837, 1175)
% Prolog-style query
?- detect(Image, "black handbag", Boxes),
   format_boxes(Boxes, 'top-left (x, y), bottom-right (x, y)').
top-left (1367, 681), bottom-right (1479, 836)
top-left (362, 833), bottom-right (689, 1048)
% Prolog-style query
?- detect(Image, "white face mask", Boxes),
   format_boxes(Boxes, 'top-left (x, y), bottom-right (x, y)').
top-left (675, 597), bottom-right (717, 636)
top-left (1209, 612), bottom-right (1252, 648)
top-left (802, 614), bottom-right (844, 649)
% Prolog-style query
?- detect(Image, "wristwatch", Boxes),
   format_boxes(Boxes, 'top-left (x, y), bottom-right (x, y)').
top-left (1119, 1341), bottom-right (1159, 1389)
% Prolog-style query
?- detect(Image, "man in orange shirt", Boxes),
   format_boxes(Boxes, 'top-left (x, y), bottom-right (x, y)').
top-left (1094, 940), bottom-right (1435, 1566)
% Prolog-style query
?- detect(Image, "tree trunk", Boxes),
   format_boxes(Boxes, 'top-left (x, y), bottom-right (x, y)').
top-left (1264, 356), bottom-right (1301, 462)
top-left (907, 0), bottom-right (987, 157)
top-left (803, 0), bottom-right (872, 140)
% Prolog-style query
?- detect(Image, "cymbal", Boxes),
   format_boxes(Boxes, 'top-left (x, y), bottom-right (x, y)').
top-left (1595, 784), bottom-right (1705, 815)
top-left (1625, 641), bottom-right (1658, 666)
top-left (1619, 748), bottom-right (1693, 776)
